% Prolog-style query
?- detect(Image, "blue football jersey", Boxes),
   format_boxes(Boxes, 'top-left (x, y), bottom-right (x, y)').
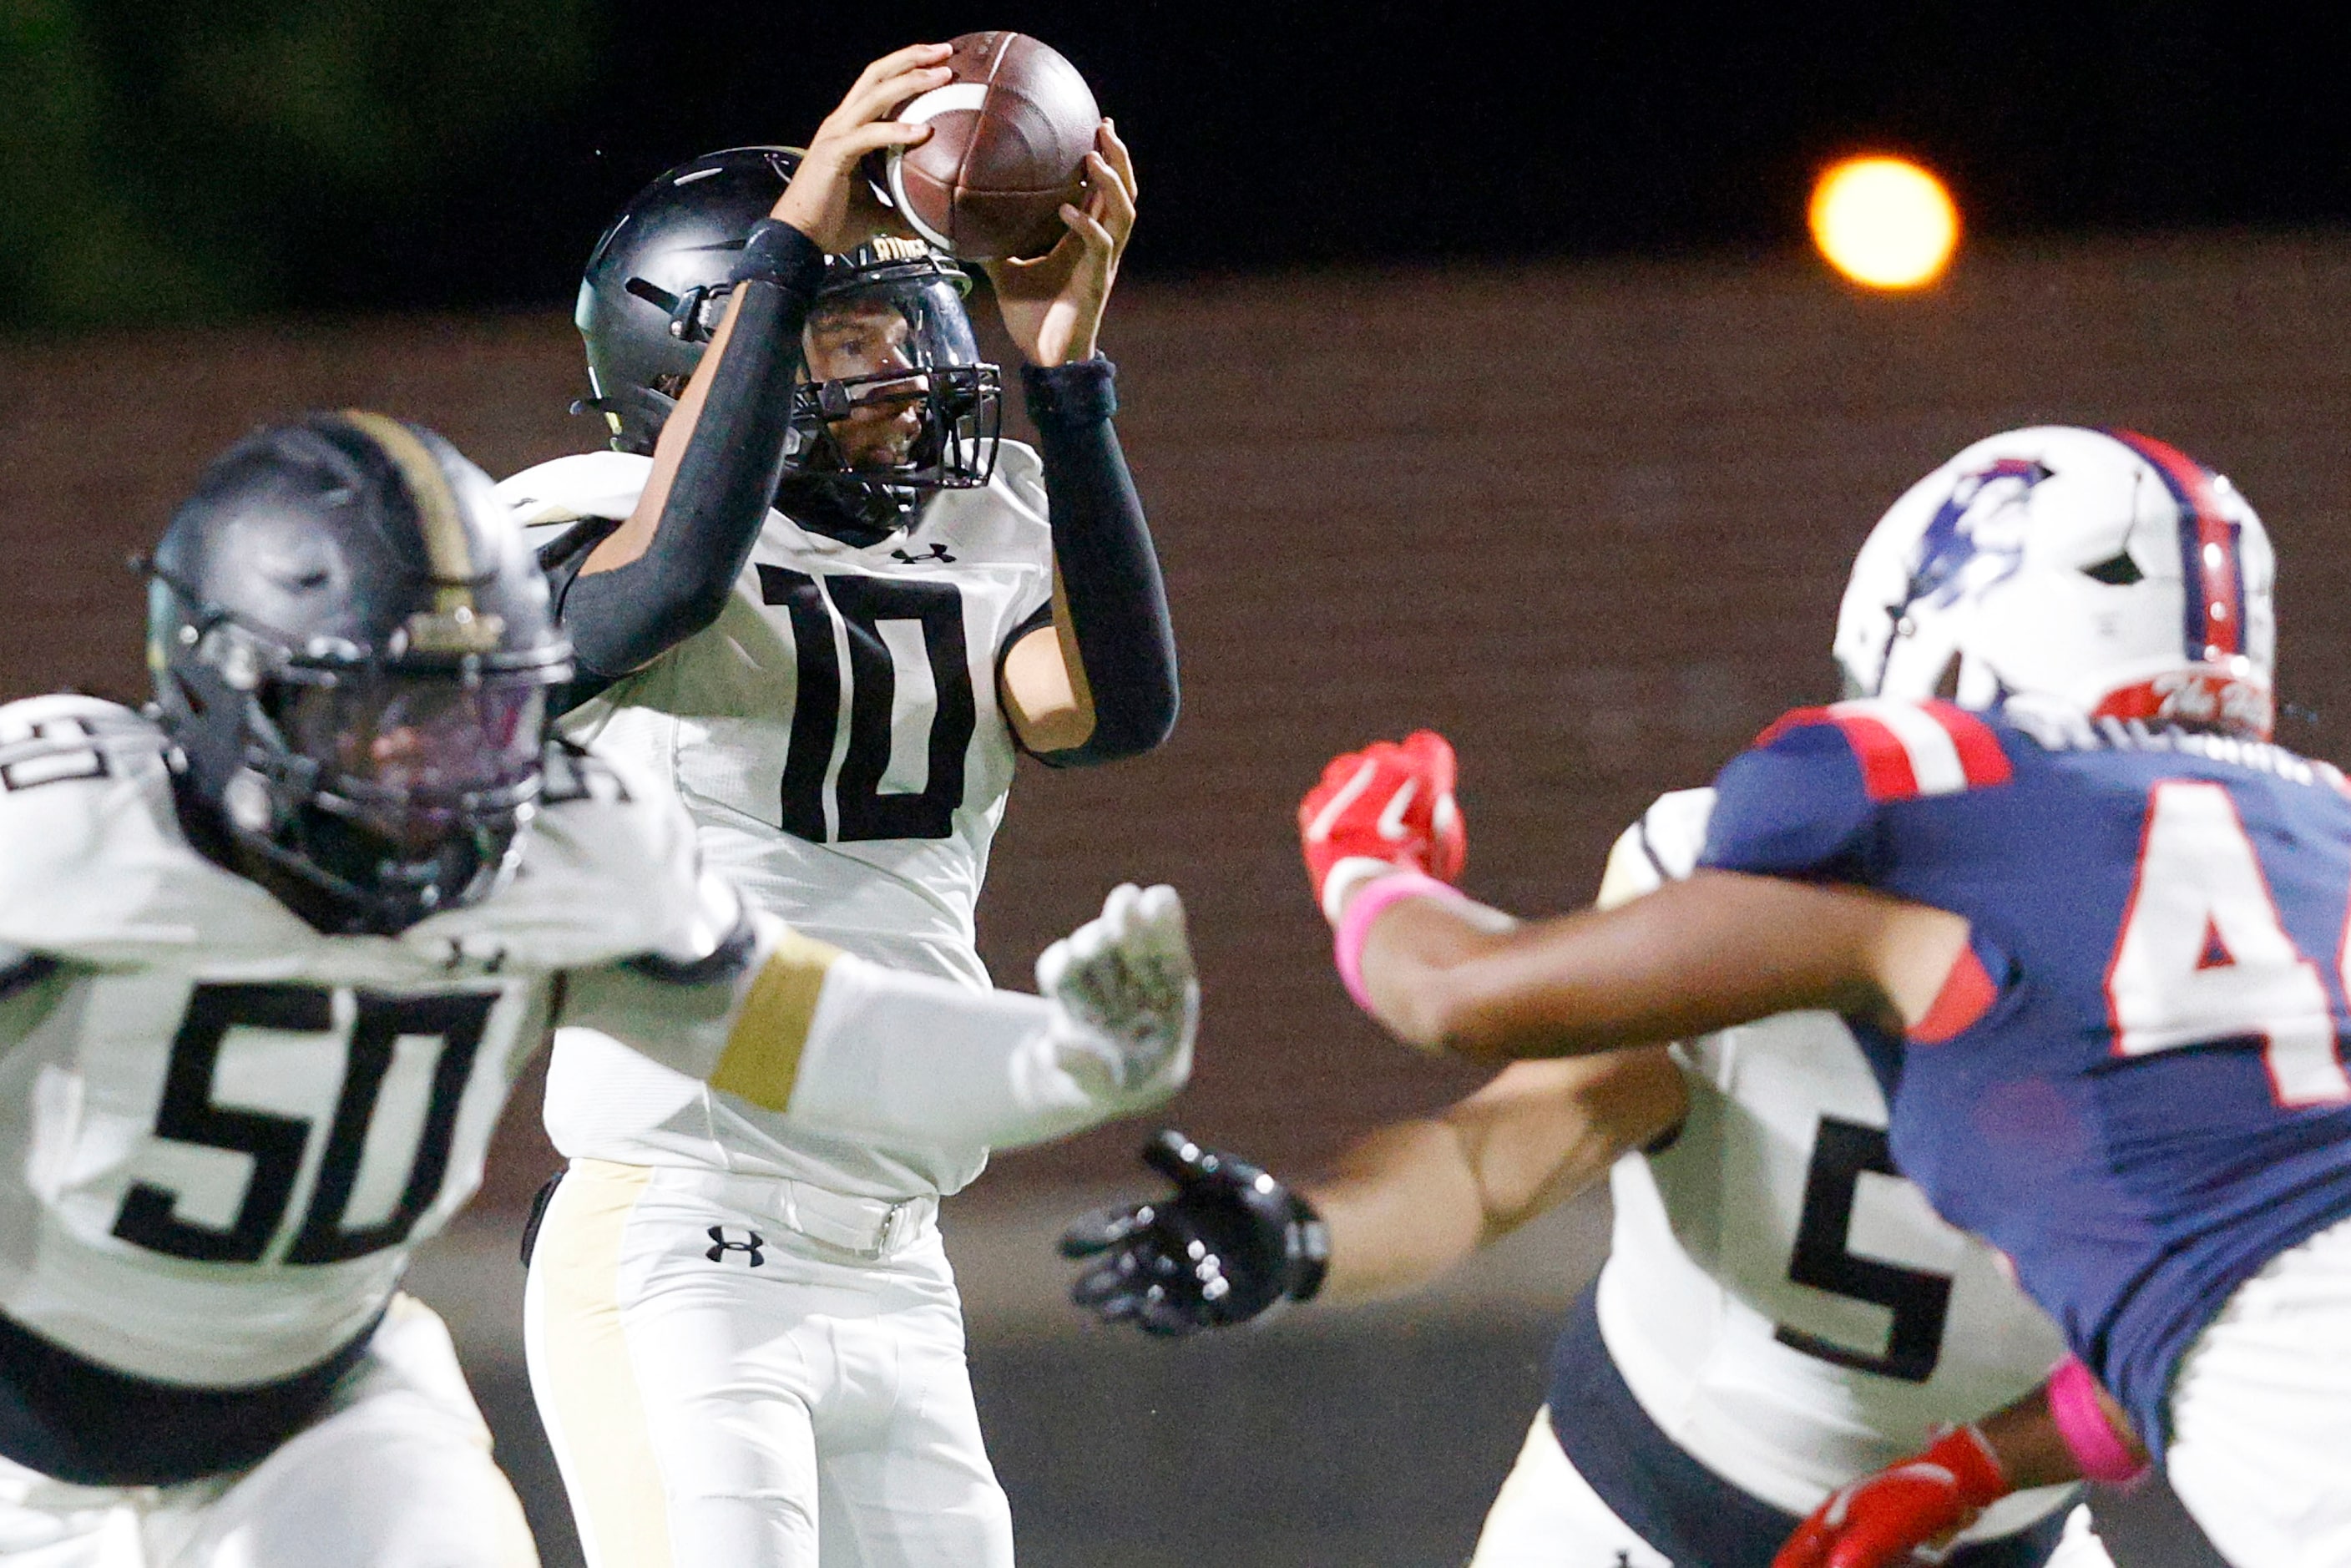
top-left (1701, 696), bottom-right (2351, 1454)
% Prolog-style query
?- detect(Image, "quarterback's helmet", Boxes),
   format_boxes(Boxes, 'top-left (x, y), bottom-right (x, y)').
top-left (147, 412), bottom-right (573, 934)
top-left (574, 147), bottom-right (999, 536)
top-left (1835, 426), bottom-right (2276, 739)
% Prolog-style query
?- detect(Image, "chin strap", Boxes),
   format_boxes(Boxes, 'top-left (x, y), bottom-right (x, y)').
top-left (771, 473), bottom-right (916, 547)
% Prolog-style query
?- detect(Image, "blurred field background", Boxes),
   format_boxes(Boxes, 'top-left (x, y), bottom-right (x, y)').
top-left (10, 3), bottom-right (2350, 1562)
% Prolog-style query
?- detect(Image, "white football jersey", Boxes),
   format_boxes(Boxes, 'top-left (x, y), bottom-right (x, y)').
top-left (1592, 789), bottom-right (2076, 1534)
top-left (0, 695), bottom-right (730, 1388)
top-left (501, 449), bottom-right (1056, 1201)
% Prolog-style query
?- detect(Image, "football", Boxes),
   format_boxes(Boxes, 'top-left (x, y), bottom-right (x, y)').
top-left (884, 32), bottom-right (1101, 261)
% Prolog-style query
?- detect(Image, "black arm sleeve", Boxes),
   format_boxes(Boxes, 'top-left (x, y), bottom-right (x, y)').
top-left (1016, 357), bottom-right (1179, 766)
top-left (558, 220), bottom-right (825, 680)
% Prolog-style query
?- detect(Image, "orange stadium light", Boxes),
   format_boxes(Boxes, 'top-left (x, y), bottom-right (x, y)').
top-left (1808, 156), bottom-right (1960, 290)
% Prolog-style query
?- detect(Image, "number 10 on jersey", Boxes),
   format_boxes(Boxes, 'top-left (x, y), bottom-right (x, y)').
top-left (757, 566), bottom-right (976, 843)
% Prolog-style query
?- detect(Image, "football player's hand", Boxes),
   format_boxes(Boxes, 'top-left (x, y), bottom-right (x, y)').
top-left (983, 119), bottom-right (1135, 366)
top-left (1036, 883), bottom-right (1196, 1101)
top-left (1059, 1130), bottom-right (1329, 1335)
top-left (1773, 1426), bottom-right (2010, 1568)
top-left (1298, 730), bottom-right (1467, 924)
top-left (774, 43), bottom-right (953, 253)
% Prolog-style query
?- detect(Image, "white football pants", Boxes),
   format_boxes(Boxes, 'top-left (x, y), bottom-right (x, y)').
top-left (1470, 1409), bottom-right (2111, 1568)
top-left (0, 1294), bottom-right (535, 1568)
top-left (2166, 1212), bottom-right (2351, 1568)
top-left (523, 1159), bottom-right (1012, 1568)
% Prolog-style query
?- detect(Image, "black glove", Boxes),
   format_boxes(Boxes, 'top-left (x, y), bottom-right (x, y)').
top-left (1058, 1130), bottom-right (1330, 1336)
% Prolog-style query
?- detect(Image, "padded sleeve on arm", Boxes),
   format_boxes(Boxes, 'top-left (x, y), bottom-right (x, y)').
top-left (559, 221), bottom-right (825, 678)
top-left (1018, 358), bottom-right (1179, 766)
top-left (562, 913), bottom-right (1141, 1151)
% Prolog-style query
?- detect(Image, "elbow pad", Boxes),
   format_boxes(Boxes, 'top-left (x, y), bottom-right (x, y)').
top-left (1020, 359), bottom-right (1179, 766)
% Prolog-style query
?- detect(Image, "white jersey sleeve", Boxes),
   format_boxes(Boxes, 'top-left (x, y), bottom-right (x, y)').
top-left (0, 698), bottom-right (740, 1390)
top-left (501, 449), bottom-right (659, 531)
top-left (560, 912), bottom-right (1178, 1156)
top-left (1591, 788), bottom-right (2077, 1536)
top-left (503, 445), bottom-right (1063, 1201)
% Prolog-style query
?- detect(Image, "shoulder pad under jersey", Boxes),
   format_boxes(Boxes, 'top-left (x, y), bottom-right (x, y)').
top-left (992, 438), bottom-right (1048, 532)
top-left (498, 451), bottom-right (655, 529)
top-left (916, 438), bottom-right (1049, 563)
top-left (1596, 788), bottom-right (1716, 909)
top-left (0, 695), bottom-right (298, 960)
top-left (427, 738), bottom-right (748, 974)
top-left (1702, 699), bottom-right (2016, 883)
top-left (1754, 699), bottom-right (2015, 802)
top-left (992, 437), bottom-right (1044, 502)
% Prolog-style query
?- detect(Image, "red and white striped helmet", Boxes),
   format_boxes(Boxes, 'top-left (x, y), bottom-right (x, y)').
top-left (1834, 426), bottom-right (2276, 739)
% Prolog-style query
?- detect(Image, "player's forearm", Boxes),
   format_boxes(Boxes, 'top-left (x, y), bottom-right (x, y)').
top-left (568, 914), bottom-right (1173, 1150)
top-left (746, 952), bottom-right (1179, 1149)
top-left (564, 223), bottom-right (825, 675)
top-left (1979, 1363), bottom-right (2149, 1490)
top-left (1307, 1120), bottom-right (1491, 1301)
top-left (1359, 873), bottom-right (1897, 1060)
top-left (1310, 1052), bottom-right (1687, 1300)
top-left (1020, 359), bottom-right (1177, 766)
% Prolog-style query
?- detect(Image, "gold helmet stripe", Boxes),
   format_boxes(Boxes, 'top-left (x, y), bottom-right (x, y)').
top-left (340, 410), bottom-right (473, 605)
top-left (340, 410), bottom-right (508, 654)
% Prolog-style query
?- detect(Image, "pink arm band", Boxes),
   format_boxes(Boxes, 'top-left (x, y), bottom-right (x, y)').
top-left (1333, 872), bottom-right (1468, 1015)
top-left (2047, 1357), bottom-right (2150, 1486)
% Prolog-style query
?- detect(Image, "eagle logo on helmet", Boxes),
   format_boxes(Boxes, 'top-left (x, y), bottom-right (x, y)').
top-left (1904, 457), bottom-right (2051, 617)
top-left (1843, 426), bottom-right (2280, 743)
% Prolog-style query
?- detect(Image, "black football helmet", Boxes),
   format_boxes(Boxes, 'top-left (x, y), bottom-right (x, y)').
top-left (574, 147), bottom-right (1000, 539)
top-left (147, 412), bottom-right (573, 935)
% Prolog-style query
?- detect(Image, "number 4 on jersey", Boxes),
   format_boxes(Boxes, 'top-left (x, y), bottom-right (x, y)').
top-left (2106, 780), bottom-right (2351, 1105)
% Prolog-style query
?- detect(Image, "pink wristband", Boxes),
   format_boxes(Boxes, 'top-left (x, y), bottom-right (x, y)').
top-left (2047, 1357), bottom-right (2150, 1487)
top-left (1334, 872), bottom-right (1466, 1015)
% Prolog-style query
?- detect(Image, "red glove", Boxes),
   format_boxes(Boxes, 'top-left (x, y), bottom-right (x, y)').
top-left (1774, 1426), bottom-right (2010, 1568)
top-left (1297, 731), bottom-right (1467, 923)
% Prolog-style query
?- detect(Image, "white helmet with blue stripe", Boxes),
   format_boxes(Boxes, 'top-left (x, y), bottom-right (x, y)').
top-left (1835, 425), bottom-right (2277, 739)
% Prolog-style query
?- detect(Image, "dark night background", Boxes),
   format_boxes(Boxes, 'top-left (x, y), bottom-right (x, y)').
top-left (5, 1), bottom-right (2348, 325)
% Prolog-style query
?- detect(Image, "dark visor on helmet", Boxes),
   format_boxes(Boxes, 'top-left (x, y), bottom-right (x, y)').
top-left (275, 670), bottom-right (547, 842)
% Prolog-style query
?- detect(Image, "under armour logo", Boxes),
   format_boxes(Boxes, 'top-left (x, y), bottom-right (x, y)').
top-left (705, 1226), bottom-right (766, 1266)
top-left (891, 542), bottom-right (955, 564)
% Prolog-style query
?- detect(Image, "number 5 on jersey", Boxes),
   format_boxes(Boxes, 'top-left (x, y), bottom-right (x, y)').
top-left (2106, 780), bottom-right (2351, 1105)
